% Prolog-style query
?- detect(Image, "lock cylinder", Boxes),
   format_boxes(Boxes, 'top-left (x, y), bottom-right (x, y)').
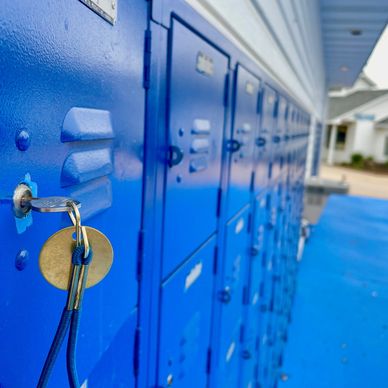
top-left (13, 183), bottom-right (33, 218)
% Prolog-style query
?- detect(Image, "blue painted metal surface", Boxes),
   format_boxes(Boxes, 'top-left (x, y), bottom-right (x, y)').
top-left (157, 236), bottom-right (216, 387)
top-left (0, 1), bottom-right (146, 386)
top-left (227, 65), bottom-right (260, 219)
top-left (162, 18), bottom-right (228, 278)
top-left (0, 1), bottom-right (310, 387)
top-left (215, 205), bottom-right (251, 387)
top-left (281, 195), bottom-right (388, 388)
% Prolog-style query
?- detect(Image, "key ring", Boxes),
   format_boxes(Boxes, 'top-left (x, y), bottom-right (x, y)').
top-left (67, 201), bottom-right (90, 259)
top-left (38, 200), bottom-right (93, 388)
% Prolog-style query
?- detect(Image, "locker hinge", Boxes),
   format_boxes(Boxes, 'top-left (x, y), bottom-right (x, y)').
top-left (240, 324), bottom-right (245, 342)
top-left (250, 171), bottom-right (255, 192)
top-left (143, 29), bottom-right (152, 89)
top-left (136, 229), bottom-right (145, 281)
top-left (213, 246), bottom-right (218, 274)
top-left (268, 162), bottom-right (272, 179)
top-left (247, 213), bottom-right (252, 234)
top-left (262, 251), bottom-right (266, 268)
top-left (223, 73), bottom-right (230, 107)
top-left (216, 187), bottom-right (222, 217)
top-left (257, 87), bottom-right (263, 114)
top-left (133, 326), bottom-right (141, 377)
top-left (243, 286), bottom-right (249, 305)
top-left (206, 347), bottom-right (212, 374)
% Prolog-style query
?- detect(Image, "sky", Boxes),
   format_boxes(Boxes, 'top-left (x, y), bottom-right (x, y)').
top-left (363, 25), bottom-right (388, 88)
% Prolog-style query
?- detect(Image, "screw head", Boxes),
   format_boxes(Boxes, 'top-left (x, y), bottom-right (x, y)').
top-left (15, 129), bottom-right (30, 151)
top-left (15, 249), bottom-right (29, 271)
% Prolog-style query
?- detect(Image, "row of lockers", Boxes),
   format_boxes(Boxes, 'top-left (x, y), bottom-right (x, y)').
top-left (0, 1), bottom-right (309, 387)
top-left (139, 4), bottom-right (311, 388)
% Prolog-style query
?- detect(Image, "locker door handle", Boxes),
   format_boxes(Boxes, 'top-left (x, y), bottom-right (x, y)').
top-left (226, 139), bottom-right (241, 153)
top-left (255, 137), bottom-right (266, 147)
top-left (242, 350), bottom-right (252, 360)
top-left (218, 287), bottom-right (231, 303)
top-left (168, 145), bottom-right (184, 167)
top-left (250, 246), bottom-right (259, 257)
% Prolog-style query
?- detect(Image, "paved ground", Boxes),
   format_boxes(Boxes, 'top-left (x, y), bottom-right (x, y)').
top-left (280, 195), bottom-right (388, 388)
top-left (320, 164), bottom-right (388, 199)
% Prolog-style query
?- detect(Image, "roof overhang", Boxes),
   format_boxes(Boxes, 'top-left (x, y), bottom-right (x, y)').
top-left (328, 92), bottom-right (388, 124)
top-left (321, 0), bottom-right (388, 89)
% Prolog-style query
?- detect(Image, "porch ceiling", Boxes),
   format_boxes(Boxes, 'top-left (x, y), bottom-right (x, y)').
top-left (321, 0), bottom-right (388, 89)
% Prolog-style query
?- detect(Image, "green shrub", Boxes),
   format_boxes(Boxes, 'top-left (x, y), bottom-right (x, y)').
top-left (350, 153), bottom-right (364, 168)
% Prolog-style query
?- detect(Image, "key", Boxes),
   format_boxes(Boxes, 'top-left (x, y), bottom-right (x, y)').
top-left (29, 196), bottom-right (81, 213)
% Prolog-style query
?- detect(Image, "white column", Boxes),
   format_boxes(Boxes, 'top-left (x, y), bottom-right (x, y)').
top-left (327, 124), bottom-right (337, 165)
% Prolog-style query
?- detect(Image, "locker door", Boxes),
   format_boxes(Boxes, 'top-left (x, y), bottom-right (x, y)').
top-left (216, 206), bottom-right (250, 387)
top-left (254, 84), bottom-right (277, 194)
top-left (157, 236), bottom-right (215, 388)
top-left (0, 1), bottom-right (146, 386)
top-left (250, 195), bottom-right (267, 307)
top-left (271, 96), bottom-right (287, 181)
top-left (227, 65), bottom-right (260, 218)
top-left (240, 194), bottom-right (266, 387)
top-left (163, 20), bottom-right (228, 277)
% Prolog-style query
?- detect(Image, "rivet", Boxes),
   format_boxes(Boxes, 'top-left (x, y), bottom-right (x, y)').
top-left (178, 128), bottom-right (185, 137)
top-left (15, 249), bottom-right (29, 271)
top-left (15, 129), bottom-right (31, 151)
top-left (280, 373), bottom-right (289, 382)
top-left (176, 175), bottom-right (182, 183)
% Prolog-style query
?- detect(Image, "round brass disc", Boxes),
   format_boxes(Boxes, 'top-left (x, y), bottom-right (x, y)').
top-left (39, 226), bottom-right (113, 290)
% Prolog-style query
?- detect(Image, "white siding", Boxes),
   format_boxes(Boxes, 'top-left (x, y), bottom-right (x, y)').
top-left (374, 128), bottom-right (388, 162)
top-left (353, 120), bottom-right (376, 157)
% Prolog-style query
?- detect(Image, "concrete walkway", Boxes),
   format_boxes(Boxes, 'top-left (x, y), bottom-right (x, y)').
top-left (281, 195), bottom-right (388, 388)
top-left (320, 165), bottom-right (388, 199)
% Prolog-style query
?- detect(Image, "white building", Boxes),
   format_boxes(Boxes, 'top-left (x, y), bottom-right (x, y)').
top-left (324, 73), bottom-right (388, 164)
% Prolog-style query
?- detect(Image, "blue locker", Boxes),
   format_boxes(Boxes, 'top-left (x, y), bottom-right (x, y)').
top-left (240, 194), bottom-right (267, 387)
top-left (271, 96), bottom-right (288, 181)
top-left (0, 1), bottom-right (145, 385)
top-left (227, 65), bottom-right (260, 218)
top-left (216, 206), bottom-right (251, 387)
top-left (162, 19), bottom-right (229, 277)
top-left (254, 84), bottom-right (276, 195)
top-left (157, 236), bottom-right (215, 388)
top-left (250, 195), bottom-right (267, 309)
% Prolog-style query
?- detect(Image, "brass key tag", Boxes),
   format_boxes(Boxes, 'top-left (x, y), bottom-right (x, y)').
top-left (39, 226), bottom-right (113, 290)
